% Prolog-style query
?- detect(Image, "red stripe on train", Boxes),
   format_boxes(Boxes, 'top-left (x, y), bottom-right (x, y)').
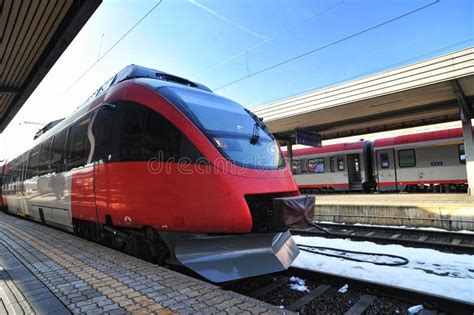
top-left (378, 179), bottom-right (467, 186)
top-left (298, 183), bottom-right (349, 188)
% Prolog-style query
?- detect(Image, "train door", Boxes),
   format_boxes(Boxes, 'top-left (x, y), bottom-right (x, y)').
top-left (66, 113), bottom-right (97, 227)
top-left (18, 154), bottom-right (29, 215)
top-left (376, 149), bottom-right (397, 191)
top-left (0, 164), bottom-right (4, 209)
top-left (347, 154), bottom-right (362, 190)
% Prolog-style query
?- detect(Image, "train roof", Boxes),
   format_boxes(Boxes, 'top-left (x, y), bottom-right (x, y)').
top-left (81, 65), bottom-right (212, 107)
top-left (285, 141), bottom-right (367, 157)
top-left (373, 127), bottom-right (473, 148)
top-left (114, 65), bottom-right (212, 92)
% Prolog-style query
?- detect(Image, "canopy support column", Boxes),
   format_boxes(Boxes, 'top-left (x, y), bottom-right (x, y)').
top-left (286, 141), bottom-right (293, 171)
top-left (451, 79), bottom-right (473, 195)
top-left (462, 119), bottom-right (474, 195)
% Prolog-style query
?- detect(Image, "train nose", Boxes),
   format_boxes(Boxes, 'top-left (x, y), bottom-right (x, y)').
top-left (173, 230), bottom-right (299, 282)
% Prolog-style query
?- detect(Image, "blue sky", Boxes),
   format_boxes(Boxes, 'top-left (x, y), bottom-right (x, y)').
top-left (1, 0), bottom-right (473, 159)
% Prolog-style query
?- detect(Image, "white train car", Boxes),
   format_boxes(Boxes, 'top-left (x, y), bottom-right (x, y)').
top-left (374, 128), bottom-right (468, 192)
top-left (288, 140), bottom-right (376, 193)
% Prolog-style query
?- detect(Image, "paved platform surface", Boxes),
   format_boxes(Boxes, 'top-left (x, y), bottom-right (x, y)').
top-left (316, 193), bottom-right (474, 207)
top-left (0, 211), bottom-right (292, 314)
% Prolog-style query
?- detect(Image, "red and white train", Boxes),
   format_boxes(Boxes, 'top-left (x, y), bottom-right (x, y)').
top-left (0, 65), bottom-right (312, 282)
top-left (289, 127), bottom-right (470, 193)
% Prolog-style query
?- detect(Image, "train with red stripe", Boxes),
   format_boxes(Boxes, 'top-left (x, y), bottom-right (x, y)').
top-left (0, 65), bottom-right (314, 282)
top-left (288, 127), bottom-right (470, 193)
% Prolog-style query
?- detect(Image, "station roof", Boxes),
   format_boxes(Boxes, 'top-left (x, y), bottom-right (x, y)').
top-left (253, 47), bottom-right (474, 142)
top-left (0, 0), bottom-right (101, 133)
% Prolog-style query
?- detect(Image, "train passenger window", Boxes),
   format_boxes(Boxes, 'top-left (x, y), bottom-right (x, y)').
top-left (27, 146), bottom-right (41, 178)
top-left (458, 144), bottom-right (466, 164)
top-left (66, 115), bottom-right (91, 171)
top-left (144, 110), bottom-right (181, 161)
top-left (337, 157), bottom-right (345, 171)
top-left (330, 157), bottom-right (335, 172)
top-left (92, 105), bottom-right (121, 163)
top-left (119, 102), bottom-right (205, 163)
top-left (121, 105), bottom-right (147, 161)
top-left (380, 153), bottom-right (390, 169)
top-left (308, 158), bottom-right (325, 173)
top-left (291, 159), bottom-right (301, 174)
top-left (38, 138), bottom-right (53, 176)
top-left (50, 130), bottom-right (67, 173)
top-left (398, 149), bottom-right (416, 167)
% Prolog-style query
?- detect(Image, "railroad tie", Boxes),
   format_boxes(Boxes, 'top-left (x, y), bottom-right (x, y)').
top-left (249, 277), bottom-right (290, 298)
top-left (364, 232), bottom-right (375, 237)
top-left (418, 235), bottom-right (429, 241)
top-left (344, 294), bottom-right (376, 315)
top-left (390, 233), bottom-right (401, 239)
top-left (451, 239), bottom-right (462, 245)
top-left (285, 284), bottom-right (331, 311)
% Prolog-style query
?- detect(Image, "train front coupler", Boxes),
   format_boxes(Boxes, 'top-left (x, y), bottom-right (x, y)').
top-left (271, 195), bottom-right (316, 230)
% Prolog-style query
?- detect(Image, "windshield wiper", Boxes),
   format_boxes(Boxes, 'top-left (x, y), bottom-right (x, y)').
top-left (246, 109), bottom-right (269, 145)
top-left (250, 123), bottom-right (260, 144)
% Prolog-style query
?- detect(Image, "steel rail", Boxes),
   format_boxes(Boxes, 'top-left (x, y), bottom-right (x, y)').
top-left (315, 222), bottom-right (474, 237)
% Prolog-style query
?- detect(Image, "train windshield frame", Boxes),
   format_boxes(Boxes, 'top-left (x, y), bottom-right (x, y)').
top-left (156, 86), bottom-right (285, 170)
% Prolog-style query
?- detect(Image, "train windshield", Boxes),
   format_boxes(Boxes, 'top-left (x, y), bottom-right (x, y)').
top-left (158, 86), bottom-right (285, 169)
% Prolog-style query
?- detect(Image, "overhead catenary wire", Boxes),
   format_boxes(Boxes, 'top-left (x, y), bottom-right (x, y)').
top-left (66, 0), bottom-right (163, 92)
top-left (194, 0), bottom-right (345, 79)
top-left (213, 0), bottom-right (440, 91)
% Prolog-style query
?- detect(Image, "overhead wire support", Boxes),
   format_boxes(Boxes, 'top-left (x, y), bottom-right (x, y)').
top-left (214, 0), bottom-right (440, 91)
top-left (67, 0), bottom-right (163, 92)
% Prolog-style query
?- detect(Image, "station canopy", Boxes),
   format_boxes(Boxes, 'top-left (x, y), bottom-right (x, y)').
top-left (253, 47), bottom-right (474, 142)
top-left (0, 0), bottom-right (101, 133)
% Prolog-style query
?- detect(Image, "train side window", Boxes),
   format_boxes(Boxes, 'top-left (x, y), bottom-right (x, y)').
top-left (50, 130), bottom-right (67, 173)
top-left (380, 153), bottom-right (390, 169)
top-left (308, 158), bottom-right (325, 173)
top-left (329, 157), bottom-right (335, 172)
top-left (291, 159), bottom-right (301, 174)
top-left (337, 157), bottom-right (345, 171)
top-left (144, 109), bottom-right (181, 161)
top-left (66, 115), bottom-right (91, 171)
top-left (38, 138), bottom-right (53, 176)
top-left (458, 144), bottom-right (466, 164)
top-left (92, 104), bottom-right (121, 163)
top-left (119, 101), bottom-right (205, 163)
top-left (145, 106), bottom-right (205, 162)
top-left (27, 146), bottom-right (41, 178)
top-left (120, 105), bottom-right (146, 161)
top-left (398, 149), bottom-right (416, 167)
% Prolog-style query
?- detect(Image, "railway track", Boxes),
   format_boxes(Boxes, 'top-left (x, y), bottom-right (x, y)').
top-left (291, 222), bottom-right (474, 254)
top-left (223, 267), bottom-right (474, 315)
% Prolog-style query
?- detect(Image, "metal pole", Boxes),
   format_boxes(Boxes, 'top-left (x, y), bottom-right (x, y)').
top-left (287, 141), bottom-right (293, 172)
top-left (462, 119), bottom-right (474, 195)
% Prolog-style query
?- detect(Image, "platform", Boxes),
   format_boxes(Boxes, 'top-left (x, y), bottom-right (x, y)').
top-left (0, 212), bottom-right (293, 314)
top-left (314, 193), bottom-right (474, 230)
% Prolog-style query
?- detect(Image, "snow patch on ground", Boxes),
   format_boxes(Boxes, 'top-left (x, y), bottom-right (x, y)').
top-left (407, 304), bottom-right (424, 314)
top-left (288, 276), bottom-right (310, 292)
top-left (292, 235), bottom-right (474, 302)
top-left (337, 284), bottom-right (349, 293)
